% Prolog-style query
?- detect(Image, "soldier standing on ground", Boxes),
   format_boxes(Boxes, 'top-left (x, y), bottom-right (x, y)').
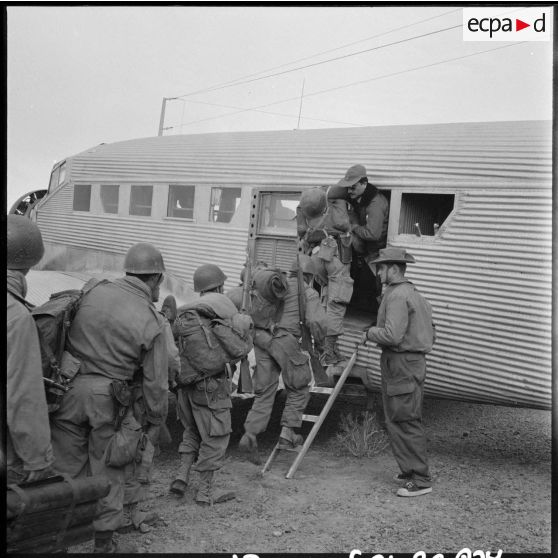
top-left (296, 187), bottom-right (354, 366)
top-left (120, 298), bottom-right (180, 533)
top-left (360, 247), bottom-right (435, 497)
top-left (237, 257), bottom-right (327, 463)
top-left (49, 242), bottom-right (169, 553)
top-left (170, 264), bottom-right (249, 505)
top-left (6, 215), bottom-right (55, 484)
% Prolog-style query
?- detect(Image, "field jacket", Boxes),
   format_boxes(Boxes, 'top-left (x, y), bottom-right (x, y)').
top-left (67, 276), bottom-right (168, 425)
top-left (366, 279), bottom-right (435, 353)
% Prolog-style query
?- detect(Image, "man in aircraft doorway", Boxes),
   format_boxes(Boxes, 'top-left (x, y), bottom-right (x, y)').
top-left (338, 164), bottom-right (389, 312)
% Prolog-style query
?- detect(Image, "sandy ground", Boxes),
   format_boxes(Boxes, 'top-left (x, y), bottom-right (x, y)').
top-left (68, 389), bottom-right (552, 555)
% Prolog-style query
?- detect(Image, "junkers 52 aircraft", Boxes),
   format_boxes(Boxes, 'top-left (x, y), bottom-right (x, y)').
top-left (16, 119), bottom-right (552, 411)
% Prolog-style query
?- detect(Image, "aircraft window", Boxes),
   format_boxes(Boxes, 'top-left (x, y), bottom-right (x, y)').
top-left (48, 167), bottom-right (60, 193)
top-left (130, 185), bottom-right (153, 217)
top-left (73, 184), bottom-right (91, 212)
top-left (209, 187), bottom-right (241, 223)
top-left (258, 193), bottom-right (298, 236)
top-left (398, 193), bottom-right (454, 236)
top-left (168, 184), bottom-right (195, 219)
top-left (58, 163), bottom-right (67, 185)
top-left (101, 185), bottom-right (119, 214)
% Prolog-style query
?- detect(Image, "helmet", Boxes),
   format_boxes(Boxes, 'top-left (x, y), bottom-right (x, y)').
top-left (193, 264), bottom-right (227, 292)
top-left (290, 254), bottom-right (317, 275)
top-left (299, 188), bottom-right (327, 219)
top-left (124, 243), bottom-right (166, 274)
top-left (7, 215), bottom-right (45, 270)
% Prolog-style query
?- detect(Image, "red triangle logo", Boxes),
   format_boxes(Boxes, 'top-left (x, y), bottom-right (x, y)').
top-left (516, 19), bottom-right (530, 31)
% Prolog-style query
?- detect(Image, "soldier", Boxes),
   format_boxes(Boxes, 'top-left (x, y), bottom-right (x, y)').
top-left (238, 256), bottom-right (327, 462)
top-left (296, 187), bottom-right (354, 365)
top-left (6, 215), bottom-right (55, 484)
top-left (119, 304), bottom-right (180, 533)
top-left (50, 242), bottom-right (169, 553)
top-left (360, 248), bottom-right (435, 497)
top-left (170, 264), bottom-right (248, 505)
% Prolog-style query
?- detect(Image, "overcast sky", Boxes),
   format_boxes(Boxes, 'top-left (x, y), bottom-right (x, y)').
top-left (6, 5), bottom-right (553, 209)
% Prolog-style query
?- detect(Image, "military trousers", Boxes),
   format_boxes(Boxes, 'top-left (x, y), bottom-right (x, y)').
top-left (176, 386), bottom-right (231, 472)
top-left (50, 374), bottom-right (126, 532)
top-left (244, 345), bottom-right (310, 436)
top-left (380, 349), bottom-right (431, 488)
top-left (310, 254), bottom-right (353, 337)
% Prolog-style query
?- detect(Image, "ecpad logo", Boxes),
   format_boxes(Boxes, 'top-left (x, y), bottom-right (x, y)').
top-left (463, 7), bottom-right (552, 41)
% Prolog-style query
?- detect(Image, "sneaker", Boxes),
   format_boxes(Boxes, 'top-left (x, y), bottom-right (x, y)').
top-left (396, 481), bottom-right (432, 497)
top-left (393, 472), bottom-right (413, 483)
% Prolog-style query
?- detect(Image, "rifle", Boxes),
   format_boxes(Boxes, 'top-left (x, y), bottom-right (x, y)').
top-left (237, 254), bottom-right (253, 394)
top-left (295, 251), bottom-right (330, 386)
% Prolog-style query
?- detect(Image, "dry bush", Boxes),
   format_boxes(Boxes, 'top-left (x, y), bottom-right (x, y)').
top-left (328, 410), bottom-right (389, 458)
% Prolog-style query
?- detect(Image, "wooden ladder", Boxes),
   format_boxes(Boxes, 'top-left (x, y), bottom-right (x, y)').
top-left (261, 346), bottom-right (360, 479)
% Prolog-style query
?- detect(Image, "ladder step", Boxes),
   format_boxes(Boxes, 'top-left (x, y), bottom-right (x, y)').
top-left (261, 348), bottom-right (359, 479)
top-left (309, 386), bottom-right (334, 395)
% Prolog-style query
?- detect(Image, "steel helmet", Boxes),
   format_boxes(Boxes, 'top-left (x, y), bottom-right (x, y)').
top-left (124, 243), bottom-right (166, 274)
top-left (290, 254), bottom-right (317, 275)
top-left (193, 264), bottom-right (227, 292)
top-left (7, 215), bottom-right (45, 270)
top-left (299, 188), bottom-right (327, 219)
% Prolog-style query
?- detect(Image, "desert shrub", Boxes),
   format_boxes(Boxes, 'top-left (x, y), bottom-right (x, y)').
top-left (328, 410), bottom-right (389, 458)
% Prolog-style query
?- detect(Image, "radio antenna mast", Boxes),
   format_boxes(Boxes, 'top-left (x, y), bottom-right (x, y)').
top-left (296, 78), bottom-right (306, 129)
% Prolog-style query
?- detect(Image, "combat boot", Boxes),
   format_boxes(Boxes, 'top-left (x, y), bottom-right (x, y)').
top-left (93, 530), bottom-right (138, 553)
top-left (238, 431), bottom-right (261, 465)
top-left (170, 453), bottom-right (195, 496)
top-left (278, 426), bottom-right (304, 450)
top-left (195, 470), bottom-right (235, 506)
top-left (320, 335), bottom-right (342, 366)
